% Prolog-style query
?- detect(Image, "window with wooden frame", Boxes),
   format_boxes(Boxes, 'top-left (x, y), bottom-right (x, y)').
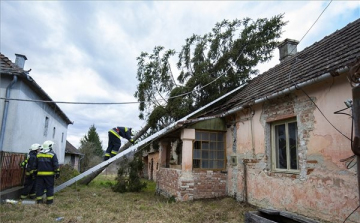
top-left (193, 131), bottom-right (225, 169)
top-left (271, 119), bottom-right (299, 173)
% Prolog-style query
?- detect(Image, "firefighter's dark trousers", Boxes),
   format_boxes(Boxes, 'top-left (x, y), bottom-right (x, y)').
top-left (36, 176), bottom-right (55, 204)
top-left (104, 132), bottom-right (121, 161)
top-left (20, 175), bottom-right (36, 199)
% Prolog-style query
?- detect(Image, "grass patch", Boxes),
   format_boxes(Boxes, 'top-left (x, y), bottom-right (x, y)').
top-left (0, 174), bottom-right (257, 223)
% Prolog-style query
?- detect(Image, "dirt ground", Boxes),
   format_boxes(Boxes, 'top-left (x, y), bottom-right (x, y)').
top-left (0, 175), bottom-right (256, 223)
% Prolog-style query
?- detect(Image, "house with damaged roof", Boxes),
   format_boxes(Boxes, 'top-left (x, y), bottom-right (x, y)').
top-left (0, 53), bottom-right (73, 192)
top-left (142, 18), bottom-right (360, 222)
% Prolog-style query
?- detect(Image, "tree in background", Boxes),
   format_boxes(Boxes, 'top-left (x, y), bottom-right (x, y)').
top-left (79, 125), bottom-right (103, 172)
top-left (135, 14), bottom-right (286, 133)
top-left (80, 124), bottom-right (103, 157)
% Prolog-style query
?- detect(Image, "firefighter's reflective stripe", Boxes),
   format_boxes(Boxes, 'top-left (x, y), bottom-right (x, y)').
top-left (104, 153), bottom-right (111, 157)
top-left (124, 127), bottom-right (128, 132)
top-left (37, 153), bottom-right (54, 158)
top-left (47, 196), bottom-right (54, 200)
top-left (111, 150), bottom-right (118, 155)
top-left (109, 130), bottom-right (121, 138)
top-left (37, 171), bottom-right (55, 176)
top-left (25, 171), bottom-right (31, 176)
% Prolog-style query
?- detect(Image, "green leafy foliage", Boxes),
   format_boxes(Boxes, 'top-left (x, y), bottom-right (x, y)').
top-left (135, 15), bottom-right (286, 132)
top-left (80, 124), bottom-right (103, 157)
top-left (79, 141), bottom-right (103, 172)
top-left (55, 164), bottom-right (79, 186)
top-left (79, 125), bottom-right (103, 172)
top-left (112, 156), bottom-right (147, 193)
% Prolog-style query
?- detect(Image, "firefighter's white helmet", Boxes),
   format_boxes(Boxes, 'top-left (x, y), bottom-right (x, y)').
top-left (131, 129), bottom-right (136, 136)
top-left (30, 143), bottom-right (41, 151)
top-left (42, 140), bottom-right (55, 152)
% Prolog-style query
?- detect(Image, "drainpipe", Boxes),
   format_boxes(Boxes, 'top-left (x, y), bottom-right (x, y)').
top-left (0, 75), bottom-right (18, 151)
top-left (352, 85), bottom-right (360, 204)
top-left (243, 161), bottom-right (248, 203)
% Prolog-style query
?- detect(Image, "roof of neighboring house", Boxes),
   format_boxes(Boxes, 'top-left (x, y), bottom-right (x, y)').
top-left (202, 18), bottom-right (360, 116)
top-left (0, 53), bottom-right (73, 125)
top-left (65, 141), bottom-right (83, 155)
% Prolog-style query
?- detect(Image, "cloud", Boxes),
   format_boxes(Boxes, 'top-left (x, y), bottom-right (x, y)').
top-left (1, 1), bottom-right (359, 149)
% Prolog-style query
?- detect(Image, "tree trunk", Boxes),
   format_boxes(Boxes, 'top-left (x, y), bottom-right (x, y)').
top-left (79, 124), bottom-right (150, 185)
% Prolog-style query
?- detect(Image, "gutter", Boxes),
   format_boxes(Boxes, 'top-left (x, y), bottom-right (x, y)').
top-left (0, 75), bottom-right (18, 151)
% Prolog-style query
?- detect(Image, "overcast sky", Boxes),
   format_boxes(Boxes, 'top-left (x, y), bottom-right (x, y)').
top-left (1, 1), bottom-right (359, 149)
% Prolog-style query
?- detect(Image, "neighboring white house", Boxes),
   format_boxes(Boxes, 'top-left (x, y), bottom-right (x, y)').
top-left (0, 53), bottom-right (73, 190)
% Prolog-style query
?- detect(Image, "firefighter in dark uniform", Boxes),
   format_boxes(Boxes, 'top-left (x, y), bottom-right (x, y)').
top-left (20, 143), bottom-right (41, 199)
top-left (35, 140), bottom-right (60, 204)
top-left (104, 127), bottom-right (135, 161)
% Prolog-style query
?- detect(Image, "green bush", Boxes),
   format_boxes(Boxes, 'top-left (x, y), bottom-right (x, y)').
top-left (112, 156), bottom-right (147, 193)
top-left (55, 164), bottom-right (80, 186)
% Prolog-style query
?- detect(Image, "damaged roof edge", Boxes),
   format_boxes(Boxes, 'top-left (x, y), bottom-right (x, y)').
top-left (185, 68), bottom-right (348, 124)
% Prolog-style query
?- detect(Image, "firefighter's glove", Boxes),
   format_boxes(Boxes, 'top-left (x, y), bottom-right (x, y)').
top-left (130, 139), bottom-right (135, 144)
top-left (55, 172), bottom-right (60, 179)
top-left (19, 160), bottom-right (27, 168)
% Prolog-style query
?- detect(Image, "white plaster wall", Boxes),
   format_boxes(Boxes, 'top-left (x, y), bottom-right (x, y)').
top-left (1, 79), bottom-right (68, 164)
top-left (228, 74), bottom-right (358, 222)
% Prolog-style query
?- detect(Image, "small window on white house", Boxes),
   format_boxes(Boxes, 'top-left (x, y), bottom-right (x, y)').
top-left (53, 127), bottom-right (56, 138)
top-left (193, 131), bottom-right (225, 170)
top-left (44, 117), bottom-right (49, 137)
top-left (271, 119), bottom-right (299, 173)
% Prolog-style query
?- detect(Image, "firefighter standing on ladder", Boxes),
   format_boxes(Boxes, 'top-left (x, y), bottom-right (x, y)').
top-left (104, 127), bottom-right (135, 161)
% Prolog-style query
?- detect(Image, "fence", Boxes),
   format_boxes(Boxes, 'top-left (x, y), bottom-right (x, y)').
top-left (0, 152), bottom-right (26, 191)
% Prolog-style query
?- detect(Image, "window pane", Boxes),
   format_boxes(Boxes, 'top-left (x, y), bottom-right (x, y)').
top-left (217, 151), bottom-right (224, 159)
top-left (193, 159), bottom-right (200, 168)
top-left (202, 132), bottom-right (209, 141)
top-left (217, 142), bottom-right (224, 150)
top-left (203, 142), bottom-right (209, 150)
top-left (218, 133), bottom-right (224, 141)
top-left (194, 141), bottom-right (201, 150)
top-left (196, 132), bottom-right (201, 140)
top-left (289, 122), bottom-right (298, 170)
top-left (210, 133), bottom-right (217, 141)
top-left (275, 124), bottom-right (287, 169)
top-left (202, 150), bottom-right (208, 159)
top-left (202, 160), bottom-right (208, 168)
top-left (210, 142), bottom-right (216, 150)
top-left (209, 151), bottom-right (215, 159)
top-left (193, 149), bottom-right (200, 159)
top-left (208, 160), bottom-right (214, 168)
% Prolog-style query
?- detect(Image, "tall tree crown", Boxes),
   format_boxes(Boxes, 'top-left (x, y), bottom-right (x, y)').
top-left (135, 14), bottom-right (286, 132)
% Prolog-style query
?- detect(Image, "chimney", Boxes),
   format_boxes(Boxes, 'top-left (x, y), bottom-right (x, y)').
top-left (15, 54), bottom-right (27, 69)
top-left (278, 39), bottom-right (299, 62)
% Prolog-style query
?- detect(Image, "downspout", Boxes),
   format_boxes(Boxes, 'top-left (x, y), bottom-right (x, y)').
top-left (249, 107), bottom-right (255, 158)
top-left (0, 75), bottom-right (18, 151)
top-left (243, 160), bottom-right (248, 203)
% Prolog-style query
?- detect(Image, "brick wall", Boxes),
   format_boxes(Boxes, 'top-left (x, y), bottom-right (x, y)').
top-left (156, 168), bottom-right (227, 201)
top-left (192, 170), bottom-right (227, 199)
